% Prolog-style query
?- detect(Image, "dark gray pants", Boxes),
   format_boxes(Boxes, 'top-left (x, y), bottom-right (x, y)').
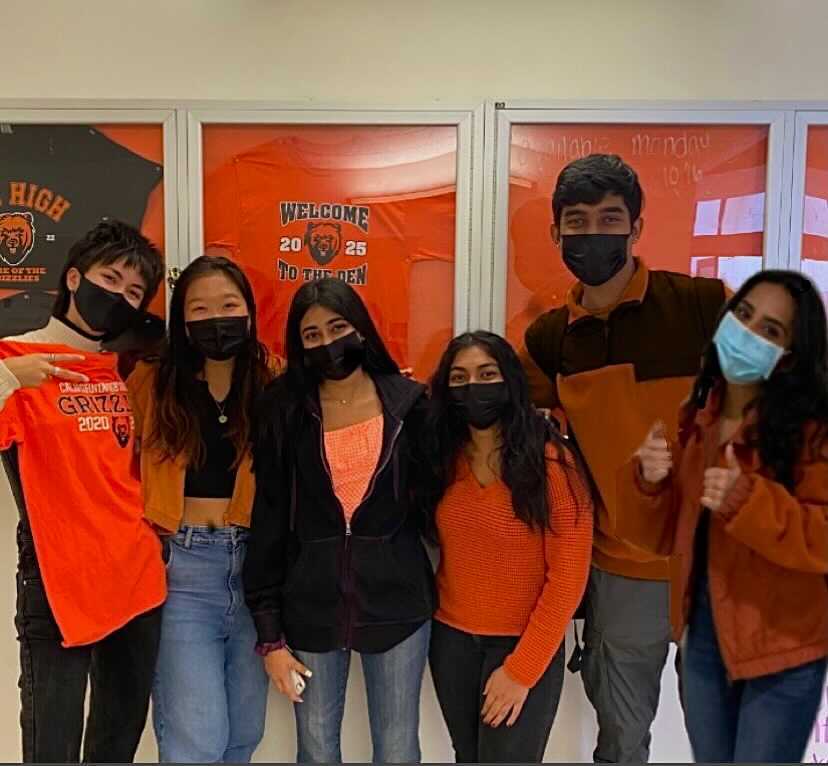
top-left (581, 566), bottom-right (671, 763)
top-left (430, 620), bottom-right (565, 763)
top-left (15, 524), bottom-right (161, 763)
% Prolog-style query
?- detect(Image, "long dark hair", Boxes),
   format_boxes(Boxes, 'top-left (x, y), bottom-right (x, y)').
top-left (688, 270), bottom-right (828, 490)
top-left (282, 278), bottom-right (398, 396)
top-left (256, 278), bottom-right (399, 456)
top-left (150, 256), bottom-right (272, 467)
top-left (422, 331), bottom-right (594, 532)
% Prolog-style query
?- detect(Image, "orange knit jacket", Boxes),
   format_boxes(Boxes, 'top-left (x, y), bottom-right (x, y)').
top-left (435, 446), bottom-right (593, 687)
top-left (616, 392), bottom-right (828, 680)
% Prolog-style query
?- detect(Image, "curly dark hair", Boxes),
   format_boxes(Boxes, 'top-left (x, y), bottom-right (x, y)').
top-left (421, 330), bottom-right (596, 533)
top-left (150, 255), bottom-right (273, 468)
top-left (688, 270), bottom-right (828, 490)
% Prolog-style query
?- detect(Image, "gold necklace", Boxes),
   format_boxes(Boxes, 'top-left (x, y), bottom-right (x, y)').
top-left (322, 381), bottom-right (361, 407)
top-left (213, 397), bottom-right (229, 424)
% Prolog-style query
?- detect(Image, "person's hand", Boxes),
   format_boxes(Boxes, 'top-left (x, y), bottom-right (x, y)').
top-left (636, 421), bottom-right (672, 484)
top-left (264, 648), bottom-right (312, 703)
top-left (4, 353), bottom-right (88, 388)
top-left (481, 666), bottom-right (529, 728)
top-left (702, 444), bottom-right (741, 513)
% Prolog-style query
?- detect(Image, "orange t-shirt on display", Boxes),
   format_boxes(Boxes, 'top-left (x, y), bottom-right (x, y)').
top-left (203, 126), bottom-right (457, 379)
top-left (0, 341), bottom-right (166, 647)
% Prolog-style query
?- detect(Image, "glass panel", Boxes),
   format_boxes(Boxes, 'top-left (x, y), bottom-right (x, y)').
top-left (202, 123), bottom-right (457, 379)
top-left (0, 122), bottom-right (166, 332)
top-left (802, 123), bottom-right (828, 766)
top-left (506, 123), bottom-right (769, 345)
top-left (801, 124), bottom-right (828, 305)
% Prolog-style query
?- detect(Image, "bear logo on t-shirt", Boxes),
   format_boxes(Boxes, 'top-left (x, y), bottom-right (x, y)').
top-left (304, 222), bottom-right (342, 266)
top-left (112, 415), bottom-right (131, 449)
top-left (0, 211), bottom-right (36, 267)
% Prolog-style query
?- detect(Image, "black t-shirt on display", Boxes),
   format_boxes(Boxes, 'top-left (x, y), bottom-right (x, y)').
top-left (0, 124), bottom-right (162, 332)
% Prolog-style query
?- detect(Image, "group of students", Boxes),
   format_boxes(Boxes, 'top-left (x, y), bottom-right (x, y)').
top-left (0, 153), bottom-right (825, 765)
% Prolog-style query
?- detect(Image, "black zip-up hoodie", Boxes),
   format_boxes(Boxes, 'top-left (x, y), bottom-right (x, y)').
top-left (243, 372), bottom-right (435, 653)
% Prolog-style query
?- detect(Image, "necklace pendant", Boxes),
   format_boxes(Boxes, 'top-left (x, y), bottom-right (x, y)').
top-left (218, 414), bottom-right (229, 424)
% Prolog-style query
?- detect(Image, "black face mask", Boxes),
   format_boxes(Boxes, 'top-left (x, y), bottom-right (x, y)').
top-left (186, 316), bottom-right (250, 361)
top-left (561, 233), bottom-right (630, 287)
top-left (450, 382), bottom-right (509, 430)
top-left (73, 275), bottom-right (142, 338)
top-left (304, 331), bottom-right (365, 381)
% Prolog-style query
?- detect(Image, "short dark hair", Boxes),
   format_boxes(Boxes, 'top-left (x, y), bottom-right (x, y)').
top-left (552, 154), bottom-right (644, 226)
top-left (52, 219), bottom-right (163, 317)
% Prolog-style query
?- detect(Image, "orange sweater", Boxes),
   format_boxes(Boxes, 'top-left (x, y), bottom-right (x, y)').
top-left (435, 448), bottom-right (594, 687)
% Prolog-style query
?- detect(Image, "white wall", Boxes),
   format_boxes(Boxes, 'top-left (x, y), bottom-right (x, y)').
top-left (4, 0), bottom-right (828, 103)
top-left (2, 0), bottom-right (825, 760)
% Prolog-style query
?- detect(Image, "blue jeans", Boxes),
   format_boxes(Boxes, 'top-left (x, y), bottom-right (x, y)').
top-left (292, 621), bottom-right (431, 763)
top-left (683, 572), bottom-right (827, 763)
top-left (152, 526), bottom-right (269, 763)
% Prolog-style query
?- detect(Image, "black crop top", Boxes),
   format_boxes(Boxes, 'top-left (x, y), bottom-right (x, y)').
top-left (184, 382), bottom-right (237, 499)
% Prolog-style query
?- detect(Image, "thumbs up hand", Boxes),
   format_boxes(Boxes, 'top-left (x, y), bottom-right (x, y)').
top-left (636, 421), bottom-right (673, 484)
top-left (701, 444), bottom-right (742, 513)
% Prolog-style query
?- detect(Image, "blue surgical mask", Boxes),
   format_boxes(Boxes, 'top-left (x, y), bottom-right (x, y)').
top-left (713, 311), bottom-right (785, 385)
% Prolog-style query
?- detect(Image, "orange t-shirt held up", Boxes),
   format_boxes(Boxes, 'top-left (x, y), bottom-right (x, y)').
top-left (0, 341), bottom-right (166, 647)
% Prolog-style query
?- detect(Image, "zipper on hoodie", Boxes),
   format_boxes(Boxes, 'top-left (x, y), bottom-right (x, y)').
top-left (340, 416), bottom-right (404, 649)
top-left (314, 409), bottom-right (407, 649)
top-left (342, 518), bottom-right (354, 649)
top-left (313, 411), bottom-right (354, 649)
top-left (360, 418), bottom-right (403, 508)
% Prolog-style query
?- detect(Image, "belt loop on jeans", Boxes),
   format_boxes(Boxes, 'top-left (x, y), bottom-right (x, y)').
top-left (184, 526), bottom-right (194, 549)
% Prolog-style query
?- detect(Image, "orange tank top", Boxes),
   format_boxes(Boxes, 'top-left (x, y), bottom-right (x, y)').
top-left (324, 414), bottom-right (383, 523)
